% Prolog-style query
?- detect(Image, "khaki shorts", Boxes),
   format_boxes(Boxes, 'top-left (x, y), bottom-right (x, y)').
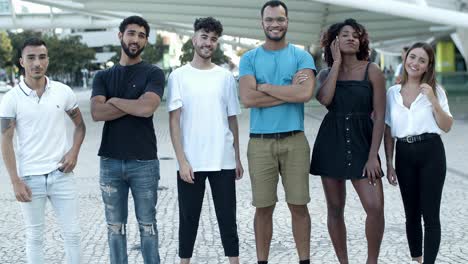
top-left (247, 132), bottom-right (311, 207)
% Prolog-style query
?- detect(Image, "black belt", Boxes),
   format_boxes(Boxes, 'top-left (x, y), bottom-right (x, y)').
top-left (250, 130), bottom-right (302, 139)
top-left (397, 133), bottom-right (439, 144)
top-left (328, 112), bottom-right (370, 116)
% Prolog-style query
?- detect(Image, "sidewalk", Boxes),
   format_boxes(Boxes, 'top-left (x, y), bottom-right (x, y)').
top-left (0, 89), bottom-right (467, 263)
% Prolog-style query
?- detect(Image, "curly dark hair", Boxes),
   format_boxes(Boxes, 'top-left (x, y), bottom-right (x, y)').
top-left (194, 17), bottom-right (223, 36)
top-left (119, 16), bottom-right (150, 38)
top-left (321, 18), bottom-right (370, 67)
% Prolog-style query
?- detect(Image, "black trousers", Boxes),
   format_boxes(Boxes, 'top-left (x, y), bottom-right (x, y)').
top-left (395, 136), bottom-right (446, 264)
top-left (177, 169), bottom-right (239, 258)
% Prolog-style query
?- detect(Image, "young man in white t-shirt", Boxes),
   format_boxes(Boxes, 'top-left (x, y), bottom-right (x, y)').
top-left (0, 38), bottom-right (86, 264)
top-left (167, 17), bottom-right (243, 264)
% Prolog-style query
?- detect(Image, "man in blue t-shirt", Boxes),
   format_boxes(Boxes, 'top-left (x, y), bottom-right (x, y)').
top-left (239, 1), bottom-right (316, 264)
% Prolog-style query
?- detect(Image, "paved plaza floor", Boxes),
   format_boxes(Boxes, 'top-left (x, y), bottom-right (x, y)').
top-left (0, 89), bottom-right (467, 263)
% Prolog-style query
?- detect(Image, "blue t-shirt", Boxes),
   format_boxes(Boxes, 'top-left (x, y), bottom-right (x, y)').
top-left (239, 43), bottom-right (316, 133)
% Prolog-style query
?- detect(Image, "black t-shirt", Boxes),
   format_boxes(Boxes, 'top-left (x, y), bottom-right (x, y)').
top-left (91, 61), bottom-right (165, 160)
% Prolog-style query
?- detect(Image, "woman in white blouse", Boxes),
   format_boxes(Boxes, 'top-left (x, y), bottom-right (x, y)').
top-left (384, 42), bottom-right (453, 264)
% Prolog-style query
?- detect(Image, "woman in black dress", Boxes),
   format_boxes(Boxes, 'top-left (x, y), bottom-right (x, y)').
top-left (310, 19), bottom-right (386, 264)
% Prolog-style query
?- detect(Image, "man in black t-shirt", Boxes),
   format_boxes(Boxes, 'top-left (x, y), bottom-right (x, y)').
top-left (91, 16), bottom-right (165, 264)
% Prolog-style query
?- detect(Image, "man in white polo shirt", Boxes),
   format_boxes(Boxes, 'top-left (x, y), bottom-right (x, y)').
top-left (0, 38), bottom-right (86, 264)
top-left (168, 17), bottom-right (243, 264)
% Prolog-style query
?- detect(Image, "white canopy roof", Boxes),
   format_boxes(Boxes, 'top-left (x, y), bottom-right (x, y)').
top-left (4, 0), bottom-right (468, 53)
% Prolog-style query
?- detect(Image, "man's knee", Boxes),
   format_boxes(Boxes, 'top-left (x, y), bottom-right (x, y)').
top-left (107, 223), bottom-right (126, 235)
top-left (288, 204), bottom-right (310, 219)
top-left (62, 224), bottom-right (81, 245)
top-left (63, 231), bottom-right (81, 245)
top-left (139, 222), bottom-right (157, 236)
top-left (26, 229), bottom-right (44, 245)
top-left (255, 205), bottom-right (275, 219)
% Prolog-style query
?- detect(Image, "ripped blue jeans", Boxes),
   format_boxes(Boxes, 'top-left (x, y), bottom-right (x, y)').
top-left (99, 157), bottom-right (160, 264)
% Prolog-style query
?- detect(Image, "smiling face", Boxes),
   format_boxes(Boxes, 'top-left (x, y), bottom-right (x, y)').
top-left (337, 25), bottom-right (360, 55)
top-left (20, 45), bottom-right (49, 80)
top-left (261, 5), bottom-right (288, 42)
top-left (404, 47), bottom-right (429, 79)
top-left (119, 23), bottom-right (148, 59)
top-left (192, 29), bottom-right (219, 60)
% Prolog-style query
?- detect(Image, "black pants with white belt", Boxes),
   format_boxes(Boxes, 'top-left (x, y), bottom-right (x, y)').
top-left (395, 135), bottom-right (446, 264)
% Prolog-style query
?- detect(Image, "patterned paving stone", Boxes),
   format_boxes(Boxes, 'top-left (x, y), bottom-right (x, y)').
top-left (0, 90), bottom-right (467, 263)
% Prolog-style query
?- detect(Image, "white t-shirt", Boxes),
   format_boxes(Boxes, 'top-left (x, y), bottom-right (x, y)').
top-left (166, 64), bottom-right (241, 172)
top-left (385, 84), bottom-right (452, 138)
top-left (0, 77), bottom-right (78, 176)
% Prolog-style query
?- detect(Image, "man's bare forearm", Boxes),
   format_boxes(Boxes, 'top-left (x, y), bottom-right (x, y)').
top-left (109, 94), bottom-right (161, 118)
top-left (1, 119), bottom-right (20, 183)
top-left (91, 100), bottom-right (126, 121)
top-left (260, 83), bottom-right (313, 103)
top-left (228, 116), bottom-right (240, 161)
top-left (239, 75), bottom-right (285, 108)
top-left (67, 108), bottom-right (86, 155)
top-left (260, 70), bottom-right (315, 103)
top-left (169, 110), bottom-right (188, 165)
top-left (1, 138), bottom-right (20, 182)
top-left (242, 88), bottom-right (285, 108)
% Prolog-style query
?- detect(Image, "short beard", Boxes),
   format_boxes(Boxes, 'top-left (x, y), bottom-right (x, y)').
top-left (121, 41), bottom-right (144, 59)
top-left (263, 30), bottom-right (287, 42)
top-left (194, 46), bottom-right (213, 60)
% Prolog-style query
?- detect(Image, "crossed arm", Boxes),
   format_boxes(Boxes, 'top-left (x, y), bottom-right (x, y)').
top-left (91, 92), bottom-right (161, 121)
top-left (239, 69), bottom-right (315, 108)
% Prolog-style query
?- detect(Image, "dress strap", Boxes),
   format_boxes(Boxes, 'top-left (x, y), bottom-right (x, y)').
top-left (363, 62), bottom-right (371, 81)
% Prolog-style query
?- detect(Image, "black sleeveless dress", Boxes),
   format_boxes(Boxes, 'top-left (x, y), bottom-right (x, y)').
top-left (310, 63), bottom-right (381, 179)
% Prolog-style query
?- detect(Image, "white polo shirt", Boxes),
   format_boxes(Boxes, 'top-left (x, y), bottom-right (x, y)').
top-left (385, 84), bottom-right (452, 138)
top-left (0, 77), bottom-right (78, 176)
top-left (166, 64), bottom-right (241, 172)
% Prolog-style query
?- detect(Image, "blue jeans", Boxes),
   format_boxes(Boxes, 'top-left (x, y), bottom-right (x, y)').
top-left (100, 157), bottom-right (160, 264)
top-left (20, 170), bottom-right (81, 264)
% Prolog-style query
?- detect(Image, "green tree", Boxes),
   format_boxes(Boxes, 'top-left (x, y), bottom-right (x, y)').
top-left (42, 35), bottom-right (95, 76)
top-left (107, 45), bottom-right (121, 65)
top-left (7, 31), bottom-right (95, 85)
top-left (0, 31), bottom-right (13, 68)
top-left (179, 39), bottom-right (231, 66)
top-left (142, 34), bottom-right (166, 63)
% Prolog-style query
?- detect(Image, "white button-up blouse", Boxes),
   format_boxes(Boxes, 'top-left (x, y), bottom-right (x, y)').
top-left (385, 84), bottom-right (452, 138)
